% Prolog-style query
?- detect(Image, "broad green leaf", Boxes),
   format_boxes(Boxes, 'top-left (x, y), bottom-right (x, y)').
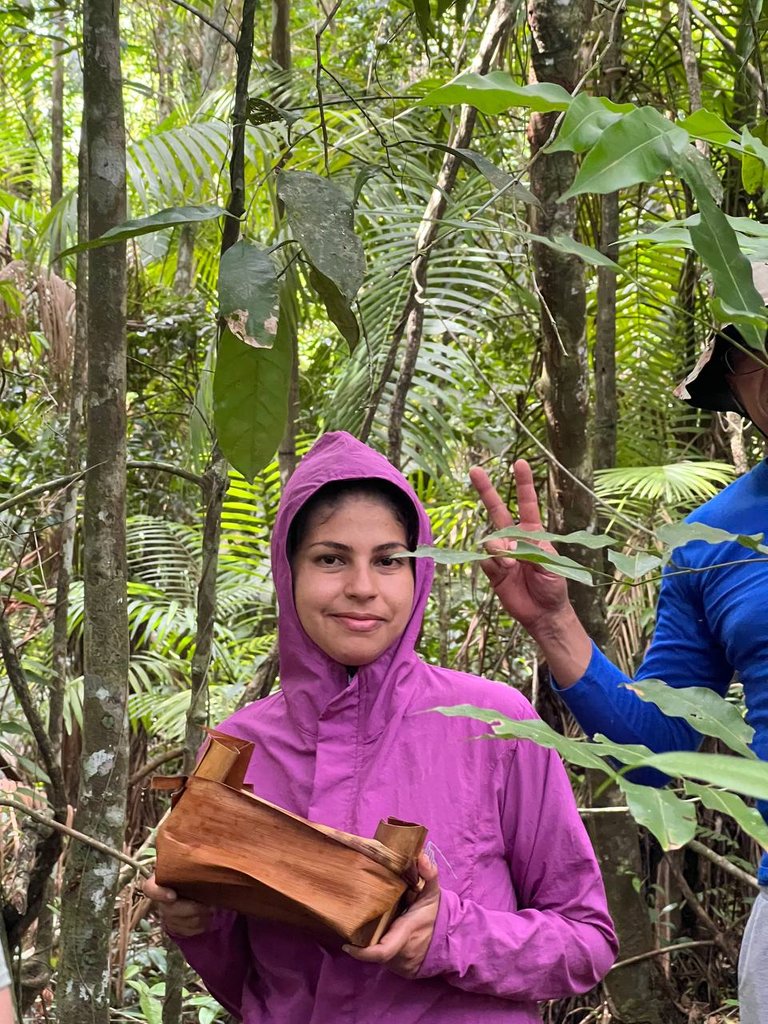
top-left (618, 778), bottom-right (697, 850)
top-left (657, 520), bottom-right (768, 556)
top-left (217, 241), bottom-right (279, 349)
top-left (686, 185), bottom-right (767, 351)
top-left (529, 232), bottom-right (621, 271)
top-left (213, 291), bottom-right (293, 480)
top-left (56, 203), bottom-right (231, 258)
top-left (627, 679), bottom-right (754, 759)
top-left (431, 705), bottom-right (612, 772)
top-left (590, 734), bottom-right (655, 766)
top-left (641, 752), bottom-right (768, 801)
top-left (607, 549), bottom-right (662, 579)
top-left (277, 171), bottom-right (365, 350)
top-left (419, 72), bottom-right (572, 115)
top-left (741, 126), bottom-right (768, 195)
top-left (684, 780), bottom-right (768, 848)
top-left (546, 92), bottom-right (634, 154)
top-left (678, 109), bottom-right (740, 146)
top-left (560, 107), bottom-right (688, 201)
top-left (485, 525), bottom-right (616, 548)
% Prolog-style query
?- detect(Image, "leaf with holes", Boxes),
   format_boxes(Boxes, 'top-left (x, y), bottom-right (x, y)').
top-left (213, 290), bottom-right (293, 480)
top-left (218, 241), bottom-right (279, 349)
top-left (618, 778), bottom-right (697, 850)
top-left (627, 679), bottom-right (754, 759)
top-left (277, 171), bottom-right (365, 350)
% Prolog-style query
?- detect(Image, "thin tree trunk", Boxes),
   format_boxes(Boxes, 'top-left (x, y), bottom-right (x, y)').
top-left (271, 0), bottom-right (291, 70)
top-left (384, 0), bottom-right (515, 468)
top-left (56, 0), bottom-right (129, 1019)
top-left (34, 111), bottom-right (90, 1014)
top-left (50, 11), bottom-right (65, 275)
top-left (163, 6), bottom-right (257, 1021)
top-left (593, 6), bottom-right (623, 473)
top-left (527, 2), bottom-right (679, 1021)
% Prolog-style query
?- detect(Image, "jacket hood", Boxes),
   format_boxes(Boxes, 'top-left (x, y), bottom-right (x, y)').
top-left (270, 432), bottom-right (434, 738)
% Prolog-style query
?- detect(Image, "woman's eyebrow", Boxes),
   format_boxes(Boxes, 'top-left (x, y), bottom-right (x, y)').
top-left (306, 540), bottom-right (406, 552)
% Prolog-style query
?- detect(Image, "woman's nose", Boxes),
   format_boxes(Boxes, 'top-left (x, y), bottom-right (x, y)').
top-left (344, 563), bottom-right (377, 598)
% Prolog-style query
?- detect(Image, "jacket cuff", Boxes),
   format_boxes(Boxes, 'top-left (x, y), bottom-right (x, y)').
top-left (416, 886), bottom-right (460, 979)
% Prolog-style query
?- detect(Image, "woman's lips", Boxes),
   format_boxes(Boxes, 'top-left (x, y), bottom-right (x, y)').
top-left (331, 614), bottom-right (384, 632)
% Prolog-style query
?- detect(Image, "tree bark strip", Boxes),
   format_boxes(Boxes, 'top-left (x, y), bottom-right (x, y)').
top-left (56, 0), bottom-right (130, 1018)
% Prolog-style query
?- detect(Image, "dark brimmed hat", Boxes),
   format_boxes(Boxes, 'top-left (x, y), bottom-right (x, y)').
top-left (674, 261), bottom-right (768, 414)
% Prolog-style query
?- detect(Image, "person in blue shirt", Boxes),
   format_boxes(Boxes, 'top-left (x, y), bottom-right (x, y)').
top-left (470, 275), bottom-right (768, 1024)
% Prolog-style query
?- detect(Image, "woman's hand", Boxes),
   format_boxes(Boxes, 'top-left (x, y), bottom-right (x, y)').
top-left (343, 853), bottom-right (439, 978)
top-left (143, 873), bottom-right (212, 937)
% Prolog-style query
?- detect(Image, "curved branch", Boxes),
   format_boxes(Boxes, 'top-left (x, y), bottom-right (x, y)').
top-left (127, 461), bottom-right (204, 488)
top-left (0, 797), bottom-right (151, 878)
top-left (0, 472), bottom-right (85, 515)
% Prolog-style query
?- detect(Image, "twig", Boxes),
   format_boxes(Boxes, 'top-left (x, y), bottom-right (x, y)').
top-left (0, 797), bottom-right (151, 878)
top-left (610, 939), bottom-right (715, 970)
top-left (666, 854), bottom-right (739, 961)
top-left (578, 806), bottom-right (630, 814)
top-left (314, 0), bottom-right (344, 176)
top-left (167, 0), bottom-right (237, 47)
top-left (0, 608), bottom-right (66, 817)
top-left (0, 471), bottom-right (85, 515)
top-left (128, 746), bottom-right (185, 788)
top-left (688, 838), bottom-right (759, 891)
top-left (126, 461), bottom-right (204, 488)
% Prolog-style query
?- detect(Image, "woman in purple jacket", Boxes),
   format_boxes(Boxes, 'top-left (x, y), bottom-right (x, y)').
top-left (145, 431), bottom-right (616, 1023)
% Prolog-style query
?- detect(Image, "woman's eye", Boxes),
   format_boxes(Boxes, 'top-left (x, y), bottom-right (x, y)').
top-left (317, 554), bottom-right (342, 566)
top-left (377, 556), bottom-right (401, 568)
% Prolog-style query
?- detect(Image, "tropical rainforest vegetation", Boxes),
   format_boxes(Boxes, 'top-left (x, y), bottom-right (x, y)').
top-left (2, 0), bottom-right (768, 1020)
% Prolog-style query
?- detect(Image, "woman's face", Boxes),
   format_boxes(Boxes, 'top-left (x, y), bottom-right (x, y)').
top-left (292, 495), bottom-right (415, 667)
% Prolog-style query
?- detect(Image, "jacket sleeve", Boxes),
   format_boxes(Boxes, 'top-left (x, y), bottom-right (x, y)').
top-left (554, 558), bottom-right (733, 785)
top-left (417, 738), bottom-right (618, 1001)
top-left (169, 909), bottom-right (252, 1019)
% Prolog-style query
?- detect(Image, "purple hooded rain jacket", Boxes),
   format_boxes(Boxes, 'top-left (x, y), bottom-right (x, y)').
top-left (172, 431), bottom-right (617, 1023)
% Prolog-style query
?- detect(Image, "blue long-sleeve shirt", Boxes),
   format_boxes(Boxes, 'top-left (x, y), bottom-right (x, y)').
top-left (555, 459), bottom-right (768, 880)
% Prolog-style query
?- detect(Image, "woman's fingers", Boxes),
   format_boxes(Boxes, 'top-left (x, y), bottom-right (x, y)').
top-left (142, 873), bottom-right (177, 903)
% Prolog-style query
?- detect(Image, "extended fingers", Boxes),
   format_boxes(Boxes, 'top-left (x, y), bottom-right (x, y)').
top-left (513, 460), bottom-right (544, 532)
top-left (469, 467), bottom-right (514, 531)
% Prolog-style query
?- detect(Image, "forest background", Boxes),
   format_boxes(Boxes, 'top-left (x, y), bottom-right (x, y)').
top-left (3, 0), bottom-right (768, 1021)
